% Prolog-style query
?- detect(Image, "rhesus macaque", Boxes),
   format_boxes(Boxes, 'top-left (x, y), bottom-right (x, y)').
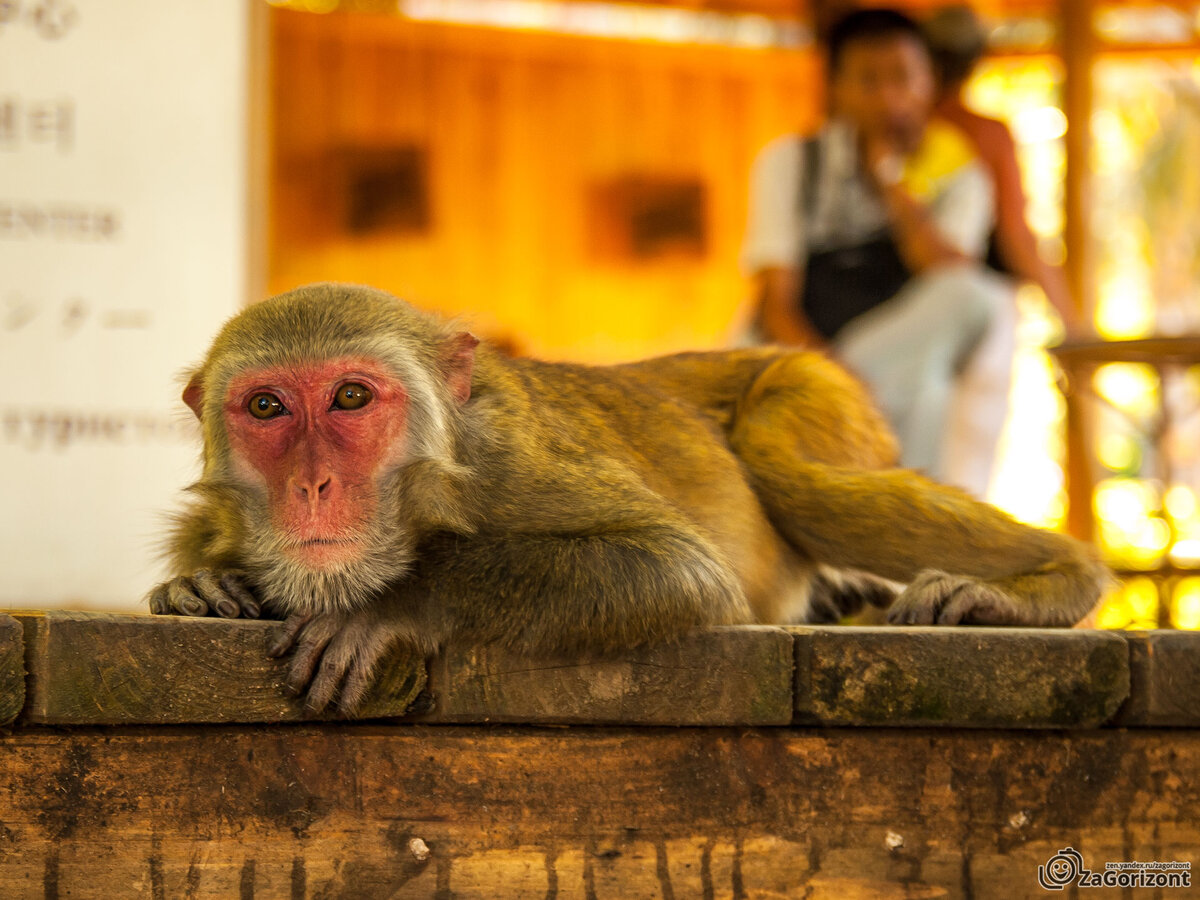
top-left (150, 283), bottom-right (1107, 713)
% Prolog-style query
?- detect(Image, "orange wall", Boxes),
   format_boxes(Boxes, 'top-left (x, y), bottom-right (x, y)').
top-left (270, 9), bottom-right (822, 362)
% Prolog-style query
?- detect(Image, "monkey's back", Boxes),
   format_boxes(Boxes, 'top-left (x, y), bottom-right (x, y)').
top-left (463, 346), bottom-right (895, 623)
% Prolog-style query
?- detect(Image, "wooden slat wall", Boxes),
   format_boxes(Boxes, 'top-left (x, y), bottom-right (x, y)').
top-left (269, 9), bottom-right (821, 362)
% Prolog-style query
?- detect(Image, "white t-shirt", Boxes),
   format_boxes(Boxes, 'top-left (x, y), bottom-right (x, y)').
top-left (741, 118), bottom-right (995, 274)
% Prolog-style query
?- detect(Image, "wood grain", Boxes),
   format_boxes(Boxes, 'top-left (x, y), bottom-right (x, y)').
top-left (1117, 630), bottom-right (1200, 726)
top-left (0, 614), bottom-right (24, 726)
top-left (418, 626), bottom-right (794, 725)
top-left (0, 726), bottom-right (1197, 898)
top-left (15, 612), bottom-right (425, 725)
top-left (794, 626), bottom-right (1130, 728)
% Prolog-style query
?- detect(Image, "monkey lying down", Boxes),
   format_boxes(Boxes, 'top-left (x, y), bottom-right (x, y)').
top-left (148, 283), bottom-right (1107, 714)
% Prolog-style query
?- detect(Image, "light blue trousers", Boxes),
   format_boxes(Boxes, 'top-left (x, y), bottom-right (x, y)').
top-left (834, 265), bottom-right (1012, 486)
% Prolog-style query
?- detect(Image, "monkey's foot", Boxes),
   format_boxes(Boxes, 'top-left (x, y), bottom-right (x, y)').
top-left (147, 570), bottom-right (262, 619)
top-left (887, 569), bottom-right (1021, 626)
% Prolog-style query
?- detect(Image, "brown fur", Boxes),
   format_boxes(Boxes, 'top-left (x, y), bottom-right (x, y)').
top-left (149, 283), bottom-right (1109, 712)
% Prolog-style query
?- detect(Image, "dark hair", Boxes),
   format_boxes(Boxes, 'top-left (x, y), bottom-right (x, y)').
top-left (923, 6), bottom-right (988, 86)
top-left (825, 8), bottom-right (930, 74)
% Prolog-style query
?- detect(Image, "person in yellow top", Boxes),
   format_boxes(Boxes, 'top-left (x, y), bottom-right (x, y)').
top-left (742, 8), bottom-right (1012, 495)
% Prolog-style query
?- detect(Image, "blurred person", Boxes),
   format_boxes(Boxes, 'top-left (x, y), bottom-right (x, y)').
top-left (924, 4), bottom-right (1079, 332)
top-left (923, 6), bottom-right (1085, 495)
top-left (742, 8), bottom-right (1009, 493)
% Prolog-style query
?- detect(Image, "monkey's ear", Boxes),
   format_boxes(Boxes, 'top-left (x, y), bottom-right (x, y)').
top-left (182, 372), bottom-right (205, 420)
top-left (442, 332), bottom-right (479, 405)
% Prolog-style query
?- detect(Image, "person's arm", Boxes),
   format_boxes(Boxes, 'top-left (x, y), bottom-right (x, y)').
top-left (983, 122), bottom-right (1082, 333)
top-left (742, 138), bottom-right (826, 347)
top-left (863, 135), bottom-right (970, 273)
top-left (756, 266), bottom-right (827, 347)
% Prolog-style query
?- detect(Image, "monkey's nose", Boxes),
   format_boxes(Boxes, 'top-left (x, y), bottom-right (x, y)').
top-left (291, 476), bottom-right (334, 516)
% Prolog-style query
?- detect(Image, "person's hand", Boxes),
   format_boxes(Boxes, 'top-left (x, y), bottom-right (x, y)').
top-left (862, 133), bottom-right (904, 191)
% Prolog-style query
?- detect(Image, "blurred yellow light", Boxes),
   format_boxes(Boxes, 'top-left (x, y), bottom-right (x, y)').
top-left (1170, 539), bottom-right (1200, 566)
top-left (1124, 576), bottom-right (1161, 622)
top-left (1095, 278), bottom-right (1155, 339)
top-left (1092, 363), bottom-right (1159, 412)
top-left (1165, 485), bottom-right (1197, 522)
top-left (1012, 106), bottom-right (1068, 144)
top-left (1094, 478), bottom-right (1154, 522)
top-left (1172, 578), bottom-right (1200, 630)
top-left (1096, 432), bottom-right (1139, 472)
top-left (1095, 604), bottom-right (1128, 629)
top-left (1133, 518), bottom-right (1172, 553)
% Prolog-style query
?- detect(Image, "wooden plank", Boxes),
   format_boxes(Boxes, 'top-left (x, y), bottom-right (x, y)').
top-left (0, 614), bottom-right (24, 725)
top-left (417, 626), bottom-right (794, 725)
top-left (0, 726), bottom-right (1196, 898)
top-left (1116, 630), bottom-right (1200, 726)
top-left (15, 611), bottom-right (425, 725)
top-left (793, 627), bottom-right (1130, 728)
top-left (1060, 0), bottom-right (1098, 544)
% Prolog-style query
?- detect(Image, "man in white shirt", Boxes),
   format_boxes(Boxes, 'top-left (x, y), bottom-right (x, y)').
top-left (742, 8), bottom-right (1011, 492)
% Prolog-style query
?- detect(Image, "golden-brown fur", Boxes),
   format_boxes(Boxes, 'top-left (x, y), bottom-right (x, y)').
top-left (150, 283), bottom-right (1108, 712)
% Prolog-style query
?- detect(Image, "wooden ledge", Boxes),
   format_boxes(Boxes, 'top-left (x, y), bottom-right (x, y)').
top-left (416, 626), bottom-right (794, 726)
top-left (793, 626), bottom-right (1130, 728)
top-left (14, 611), bottom-right (424, 725)
top-left (1, 612), bottom-right (1198, 728)
top-left (0, 615), bottom-right (24, 726)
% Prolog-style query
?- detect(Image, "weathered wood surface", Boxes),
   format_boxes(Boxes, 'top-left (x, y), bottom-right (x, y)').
top-left (793, 627), bottom-right (1131, 728)
top-left (419, 626), bottom-right (794, 725)
top-left (1117, 630), bottom-right (1200, 726)
top-left (0, 614), bottom-right (24, 725)
top-left (0, 725), bottom-right (1196, 899)
top-left (6, 612), bottom-right (1200, 728)
top-left (15, 612), bottom-right (425, 725)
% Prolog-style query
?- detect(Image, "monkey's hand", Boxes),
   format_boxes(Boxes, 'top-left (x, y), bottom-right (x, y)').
top-left (268, 609), bottom-right (413, 715)
top-left (886, 570), bottom-right (1023, 626)
top-left (147, 570), bottom-right (262, 619)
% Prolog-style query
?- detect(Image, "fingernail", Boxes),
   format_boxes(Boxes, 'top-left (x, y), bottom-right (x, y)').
top-left (182, 598), bottom-right (206, 616)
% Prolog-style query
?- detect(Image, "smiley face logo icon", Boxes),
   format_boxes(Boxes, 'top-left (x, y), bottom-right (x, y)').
top-left (1038, 847), bottom-right (1083, 890)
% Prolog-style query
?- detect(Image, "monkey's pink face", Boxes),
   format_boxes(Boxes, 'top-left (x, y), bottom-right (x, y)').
top-left (223, 357), bottom-right (411, 569)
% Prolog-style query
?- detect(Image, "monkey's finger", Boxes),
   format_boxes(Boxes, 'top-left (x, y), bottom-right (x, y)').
top-left (337, 656), bottom-right (377, 716)
top-left (305, 650), bottom-right (349, 714)
top-left (268, 614), bottom-right (311, 658)
top-left (937, 584), bottom-right (1017, 626)
top-left (148, 583), bottom-right (170, 615)
top-left (219, 573), bottom-right (261, 619)
top-left (285, 620), bottom-right (338, 696)
top-left (886, 598), bottom-right (937, 626)
top-left (191, 569), bottom-right (239, 619)
top-left (167, 578), bottom-right (208, 617)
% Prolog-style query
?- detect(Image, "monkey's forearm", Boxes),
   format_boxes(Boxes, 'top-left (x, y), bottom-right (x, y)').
top-left (407, 528), bottom-right (753, 655)
top-left (747, 460), bottom-right (1107, 624)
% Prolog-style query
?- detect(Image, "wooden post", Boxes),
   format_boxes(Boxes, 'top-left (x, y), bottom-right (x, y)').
top-left (1061, 0), bottom-right (1098, 542)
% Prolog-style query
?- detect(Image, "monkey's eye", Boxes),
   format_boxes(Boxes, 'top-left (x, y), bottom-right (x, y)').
top-left (332, 382), bottom-right (373, 411)
top-left (247, 393), bottom-right (287, 420)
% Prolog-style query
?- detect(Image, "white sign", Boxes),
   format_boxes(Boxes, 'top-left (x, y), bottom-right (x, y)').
top-left (0, 1), bottom-right (256, 610)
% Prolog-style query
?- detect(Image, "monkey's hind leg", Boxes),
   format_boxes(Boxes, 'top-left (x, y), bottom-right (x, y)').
top-left (729, 353), bottom-right (1108, 627)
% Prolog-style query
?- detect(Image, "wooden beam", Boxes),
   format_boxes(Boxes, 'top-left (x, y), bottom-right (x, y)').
top-left (7, 611), bottom-right (1200, 728)
top-left (0, 726), bottom-right (1197, 898)
top-left (0, 615), bottom-right (24, 726)
top-left (1060, 0), bottom-right (1098, 542)
top-left (794, 626), bottom-right (1129, 728)
top-left (418, 626), bottom-right (794, 725)
top-left (15, 611), bottom-right (426, 725)
top-left (1117, 630), bottom-right (1200, 726)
